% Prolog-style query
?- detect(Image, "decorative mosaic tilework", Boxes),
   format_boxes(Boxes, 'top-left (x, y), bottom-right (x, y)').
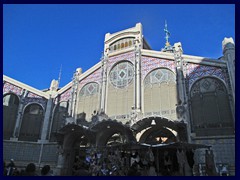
top-left (23, 97), bottom-right (47, 109)
top-left (22, 92), bottom-right (47, 108)
top-left (27, 92), bottom-right (42, 98)
top-left (3, 82), bottom-right (23, 96)
top-left (186, 63), bottom-right (227, 90)
top-left (59, 88), bottom-right (72, 102)
top-left (79, 67), bottom-right (102, 88)
top-left (141, 56), bottom-right (176, 79)
top-left (108, 51), bottom-right (135, 71)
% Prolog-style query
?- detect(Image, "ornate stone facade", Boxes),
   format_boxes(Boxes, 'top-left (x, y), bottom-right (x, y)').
top-left (3, 23), bottom-right (235, 176)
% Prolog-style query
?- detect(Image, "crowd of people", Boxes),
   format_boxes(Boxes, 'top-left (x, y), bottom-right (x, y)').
top-left (3, 159), bottom-right (53, 176)
top-left (70, 147), bottom-right (187, 176)
top-left (4, 148), bottom-right (223, 176)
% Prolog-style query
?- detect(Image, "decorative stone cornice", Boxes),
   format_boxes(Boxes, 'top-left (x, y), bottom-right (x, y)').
top-left (3, 75), bottom-right (49, 99)
top-left (141, 49), bottom-right (227, 68)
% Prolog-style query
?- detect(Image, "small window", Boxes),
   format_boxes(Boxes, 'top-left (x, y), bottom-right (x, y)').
top-left (3, 94), bottom-right (19, 106)
top-left (129, 40), bottom-right (132, 46)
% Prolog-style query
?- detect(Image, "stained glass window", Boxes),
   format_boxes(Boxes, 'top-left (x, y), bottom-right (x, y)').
top-left (190, 77), bottom-right (227, 97)
top-left (144, 68), bottom-right (176, 86)
top-left (79, 82), bottom-right (99, 97)
top-left (190, 77), bottom-right (234, 136)
top-left (109, 61), bottom-right (134, 88)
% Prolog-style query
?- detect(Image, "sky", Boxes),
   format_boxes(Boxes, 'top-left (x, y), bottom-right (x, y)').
top-left (3, 4), bottom-right (235, 90)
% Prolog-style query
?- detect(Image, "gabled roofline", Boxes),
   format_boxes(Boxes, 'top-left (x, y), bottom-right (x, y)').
top-left (3, 75), bottom-right (49, 99)
top-left (141, 49), bottom-right (227, 68)
top-left (78, 61), bottom-right (102, 82)
top-left (56, 61), bottom-right (102, 96)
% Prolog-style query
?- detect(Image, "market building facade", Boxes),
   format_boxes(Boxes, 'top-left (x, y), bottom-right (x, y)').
top-left (3, 23), bottom-right (235, 176)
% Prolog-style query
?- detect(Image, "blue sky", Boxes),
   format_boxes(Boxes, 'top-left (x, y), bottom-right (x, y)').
top-left (3, 4), bottom-right (235, 90)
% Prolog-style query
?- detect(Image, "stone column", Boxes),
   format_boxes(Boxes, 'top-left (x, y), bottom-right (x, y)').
top-left (134, 38), bottom-right (142, 112)
top-left (100, 49), bottom-right (109, 112)
top-left (173, 42), bottom-right (191, 142)
top-left (222, 37), bottom-right (235, 109)
top-left (12, 89), bottom-right (28, 140)
top-left (72, 68), bottom-right (82, 119)
top-left (40, 97), bottom-right (53, 141)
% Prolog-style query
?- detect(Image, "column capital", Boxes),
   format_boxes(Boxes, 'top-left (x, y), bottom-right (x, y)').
top-left (222, 37), bottom-right (235, 54)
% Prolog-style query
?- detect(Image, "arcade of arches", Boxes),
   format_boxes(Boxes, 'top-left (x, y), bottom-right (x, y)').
top-left (54, 116), bottom-right (187, 175)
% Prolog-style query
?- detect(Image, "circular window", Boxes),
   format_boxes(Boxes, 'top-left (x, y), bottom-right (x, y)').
top-left (109, 61), bottom-right (134, 88)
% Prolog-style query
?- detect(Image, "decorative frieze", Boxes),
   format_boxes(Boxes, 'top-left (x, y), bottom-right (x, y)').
top-left (186, 63), bottom-right (227, 91)
top-left (141, 56), bottom-right (175, 79)
top-left (3, 82), bottom-right (23, 96)
top-left (59, 88), bottom-right (72, 102)
top-left (79, 68), bottom-right (102, 88)
top-left (108, 51), bottom-right (135, 71)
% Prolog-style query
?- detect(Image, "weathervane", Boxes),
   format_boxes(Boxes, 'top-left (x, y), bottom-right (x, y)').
top-left (164, 20), bottom-right (171, 46)
top-left (58, 64), bottom-right (62, 88)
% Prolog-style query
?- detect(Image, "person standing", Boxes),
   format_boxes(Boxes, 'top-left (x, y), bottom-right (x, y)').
top-left (6, 159), bottom-right (15, 176)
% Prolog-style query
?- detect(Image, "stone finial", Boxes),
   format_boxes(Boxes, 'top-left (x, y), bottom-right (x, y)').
top-left (136, 22), bottom-right (142, 30)
top-left (173, 42), bottom-right (183, 52)
top-left (222, 37), bottom-right (235, 53)
top-left (76, 68), bottom-right (82, 75)
top-left (50, 79), bottom-right (59, 91)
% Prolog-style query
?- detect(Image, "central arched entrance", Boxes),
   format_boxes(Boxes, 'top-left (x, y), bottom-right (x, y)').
top-left (131, 116), bottom-right (188, 144)
top-left (91, 120), bottom-right (136, 147)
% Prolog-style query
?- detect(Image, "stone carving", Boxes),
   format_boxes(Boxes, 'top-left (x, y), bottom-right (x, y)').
top-left (50, 79), bottom-right (59, 91)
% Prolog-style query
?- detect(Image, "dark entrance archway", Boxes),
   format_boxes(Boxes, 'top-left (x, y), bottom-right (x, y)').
top-left (90, 119), bottom-right (136, 147)
top-left (131, 116), bottom-right (188, 144)
top-left (56, 124), bottom-right (95, 175)
top-left (55, 119), bottom-right (137, 175)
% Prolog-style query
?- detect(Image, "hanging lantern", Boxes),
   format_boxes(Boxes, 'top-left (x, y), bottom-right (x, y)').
top-left (151, 119), bottom-right (156, 126)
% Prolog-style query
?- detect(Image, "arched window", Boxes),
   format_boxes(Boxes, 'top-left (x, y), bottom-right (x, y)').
top-left (109, 61), bottom-right (134, 89)
top-left (50, 101), bottom-right (68, 142)
top-left (3, 93), bottom-right (19, 139)
top-left (190, 77), bottom-right (234, 136)
top-left (129, 40), bottom-right (132, 46)
top-left (107, 61), bottom-right (134, 121)
top-left (77, 82), bottom-right (99, 121)
top-left (19, 104), bottom-right (44, 142)
top-left (143, 68), bottom-right (177, 119)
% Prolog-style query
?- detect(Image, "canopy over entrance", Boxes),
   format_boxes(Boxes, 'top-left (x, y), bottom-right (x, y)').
top-left (90, 119), bottom-right (136, 146)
